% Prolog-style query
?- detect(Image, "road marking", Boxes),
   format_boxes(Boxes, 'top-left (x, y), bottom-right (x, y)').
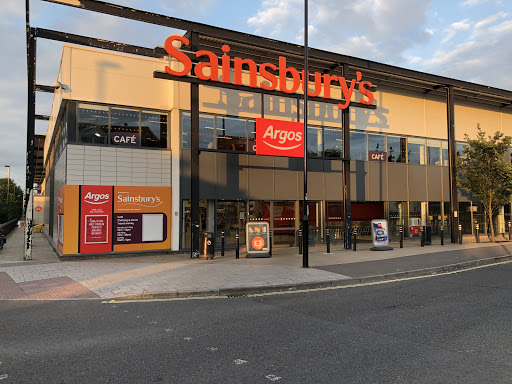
top-left (103, 259), bottom-right (512, 303)
top-left (0, 374), bottom-right (8, 380)
top-left (206, 347), bottom-right (218, 351)
top-left (184, 337), bottom-right (193, 340)
top-left (234, 359), bottom-right (247, 365)
top-left (265, 374), bottom-right (281, 381)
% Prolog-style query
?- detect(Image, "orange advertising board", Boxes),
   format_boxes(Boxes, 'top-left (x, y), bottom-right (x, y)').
top-left (113, 186), bottom-right (172, 252)
top-left (57, 185), bottom-right (79, 255)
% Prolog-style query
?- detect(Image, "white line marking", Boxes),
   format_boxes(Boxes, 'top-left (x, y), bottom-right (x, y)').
top-left (0, 374), bottom-right (8, 380)
top-left (234, 359), bottom-right (247, 365)
top-left (184, 337), bottom-right (193, 340)
top-left (265, 374), bottom-right (281, 381)
top-left (206, 347), bottom-right (218, 351)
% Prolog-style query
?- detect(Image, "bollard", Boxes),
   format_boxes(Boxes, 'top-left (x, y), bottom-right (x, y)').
top-left (235, 230), bottom-right (240, 259)
top-left (269, 229), bottom-right (272, 256)
top-left (221, 231), bottom-right (225, 256)
top-left (459, 224), bottom-right (463, 244)
top-left (298, 229), bottom-right (303, 255)
top-left (440, 226), bottom-right (444, 246)
top-left (399, 225), bottom-right (404, 248)
top-left (420, 226), bottom-right (424, 247)
top-left (353, 228), bottom-right (357, 251)
top-left (509, 221), bottom-right (511, 241)
top-left (326, 228), bottom-right (331, 253)
top-left (476, 223), bottom-right (480, 243)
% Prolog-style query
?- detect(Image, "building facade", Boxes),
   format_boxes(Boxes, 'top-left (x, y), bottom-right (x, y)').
top-left (38, 33), bottom-right (512, 255)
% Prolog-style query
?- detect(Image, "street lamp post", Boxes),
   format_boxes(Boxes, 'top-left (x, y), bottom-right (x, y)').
top-left (4, 165), bottom-right (9, 201)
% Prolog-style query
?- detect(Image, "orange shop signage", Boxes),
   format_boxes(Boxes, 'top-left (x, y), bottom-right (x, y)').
top-left (164, 36), bottom-right (374, 110)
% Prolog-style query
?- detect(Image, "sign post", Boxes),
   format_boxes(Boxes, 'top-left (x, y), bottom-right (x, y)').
top-left (370, 219), bottom-right (393, 251)
top-left (246, 221), bottom-right (271, 258)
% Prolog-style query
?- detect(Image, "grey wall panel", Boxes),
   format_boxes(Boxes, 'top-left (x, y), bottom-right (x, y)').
top-left (368, 161), bottom-right (387, 201)
top-left (351, 160), bottom-right (368, 201)
top-left (274, 156), bottom-right (299, 200)
top-left (216, 152), bottom-right (247, 200)
top-left (199, 151), bottom-right (217, 198)
top-left (238, 155), bottom-right (249, 199)
top-left (180, 149), bottom-right (191, 198)
top-left (442, 167), bottom-right (450, 202)
top-left (248, 155), bottom-right (274, 200)
top-left (308, 158), bottom-right (325, 201)
top-left (388, 163), bottom-right (408, 201)
top-left (324, 160), bottom-right (343, 201)
top-left (427, 166), bottom-right (443, 201)
top-left (408, 165), bottom-right (427, 201)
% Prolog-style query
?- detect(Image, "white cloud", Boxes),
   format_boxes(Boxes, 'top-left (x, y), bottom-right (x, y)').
top-left (441, 19), bottom-right (471, 43)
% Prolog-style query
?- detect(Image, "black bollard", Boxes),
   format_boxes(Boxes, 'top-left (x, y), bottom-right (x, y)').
top-left (420, 226), bottom-right (424, 247)
top-left (221, 231), bottom-right (225, 256)
top-left (459, 224), bottom-right (463, 244)
top-left (298, 229), bottom-right (303, 255)
top-left (476, 223), bottom-right (480, 243)
top-left (399, 225), bottom-right (404, 248)
top-left (353, 228), bottom-right (357, 251)
top-left (326, 228), bottom-right (331, 253)
top-left (269, 229), bottom-right (272, 256)
top-left (235, 230), bottom-right (240, 259)
top-left (440, 226), bottom-right (444, 245)
top-left (509, 221), bottom-right (511, 241)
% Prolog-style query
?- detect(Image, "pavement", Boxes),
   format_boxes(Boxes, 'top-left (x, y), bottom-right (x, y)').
top-left (1, 227), bottom-right (512, 300)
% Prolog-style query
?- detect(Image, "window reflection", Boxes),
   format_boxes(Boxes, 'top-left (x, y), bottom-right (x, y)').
top-left (78, 103), bottom-right (109, 144)
top-left (216, 116), bottom-right (247, 151)
top-left (427, 139), bottom-right (441, 165)
top-left (408, 137), bottom-right (426, 164)
top-left (307, 126), bottom-right (322, 157)
top-left (350, 131), bottom-right (367, 161)
top-left (324, 128), bottom-right (342, 158)
top-left (141, 111), bottom-right (167, 148)
top-left (111, 108), bottom-right (140, 146)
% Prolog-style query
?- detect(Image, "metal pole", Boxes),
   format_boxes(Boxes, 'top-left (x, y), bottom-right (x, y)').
top-left (235, 229), bottom-right (239, 259)
top-left (302, 0), bottom-right (309, 268)
top-left (441, 226), bottom-right (444, 245)
top-left (190, 32), bottom-right (200, 259)
top-left (342, 64), bottom-right (352, 249)
top-left (352, 228), bottom-right (357, 251)
top-left (446, 86), bottom-right (459, 243)
top-left (400, 225), bottom-right (403, 248)
top-left (326, 228), bottom-right (330, 253)
top-left (298, 229), bottom-right (303, 255)
top-left (5, 166), bottom-right (9, 201)
top-left (221, 231), bottom-right (225, 256)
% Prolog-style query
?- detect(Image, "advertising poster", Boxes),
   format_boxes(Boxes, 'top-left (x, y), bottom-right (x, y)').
top-left (256, 118), bottom-right (304, 158)
top-left (113, 186), bottom-right (171, 252)
top-left (370, 219), bottom-right (393, 251)
top-left (246, 221), bottom-right (271, 258)
top-left (80, 185), bottom-right (113, 254)
top-left (57, 185), bottom-right (79, 255)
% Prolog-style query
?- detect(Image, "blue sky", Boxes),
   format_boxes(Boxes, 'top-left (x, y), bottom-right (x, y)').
top-left (1, 0), bottom-right (512, 188)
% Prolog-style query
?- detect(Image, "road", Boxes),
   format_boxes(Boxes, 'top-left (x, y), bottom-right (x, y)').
top-left (2, 262), bottom-right (512, 383)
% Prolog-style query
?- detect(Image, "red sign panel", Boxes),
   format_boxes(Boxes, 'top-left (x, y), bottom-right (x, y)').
top-left (80, 185), bottom-right (113, 254)
top-left (256, 118), bottom-right (304, 158)
top-left (368, 151), bottom-right (387, 161)
top-left (35, 206), bottom-right (42, 212)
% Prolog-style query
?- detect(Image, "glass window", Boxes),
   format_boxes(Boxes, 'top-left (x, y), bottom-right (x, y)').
top-left (350, 131), bottom-right (367, 161)
top-left (427, 139), bottom-right (441, 165)
top-left (216, 116), bottom-right (247, 151)
top-left (141, 111), bottom-right (167, 148)
top-left (387, 135), bottom-right (406, 163)
top-left (324, 128), bottom-right (342, 158)
top-left (78, 103), bottom-right (109, 144)
top-left (200, 114), bottom-right (216, 149)
top-left (110, 108), bottom-right (140, 146)
top-left (368, 133), bottom-right (386, 157)
top-left (182, 112), bottom-right (191, 149)
top-left (408, 137), bottom-right (426, 164)
top-left (456, 142), bottom-right (467, 159)
top-left (307, 126), bottom-right (322, 157)
top-left (441, 141), bottom-right (448, 166)
top-left (248, 120), bottom-right (256, 153)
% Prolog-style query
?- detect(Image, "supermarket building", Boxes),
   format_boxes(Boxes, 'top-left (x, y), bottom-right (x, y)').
top-left (35, 27), bottom-right (512, 256)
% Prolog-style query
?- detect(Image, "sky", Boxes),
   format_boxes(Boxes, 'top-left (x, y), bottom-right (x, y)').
top-left (1, 0), bottom-right (512, 189)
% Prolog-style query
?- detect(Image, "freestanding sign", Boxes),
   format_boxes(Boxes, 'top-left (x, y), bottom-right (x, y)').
top-left (246, 221), bottom-right (271, 258)
top-left (370, 219), bottom-right (393, 251)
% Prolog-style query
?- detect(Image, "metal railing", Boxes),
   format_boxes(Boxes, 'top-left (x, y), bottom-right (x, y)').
top-left (0, 219), bottom-right (18, 241)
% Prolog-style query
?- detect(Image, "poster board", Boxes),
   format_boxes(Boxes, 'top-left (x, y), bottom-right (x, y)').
top-left (370, 219), bottom-right (393, 251)
top-left (246, 221), bottom-right (271, 258)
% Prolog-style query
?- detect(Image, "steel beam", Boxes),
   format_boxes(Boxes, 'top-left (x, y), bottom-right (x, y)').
top-left (446, 86), bottom-right (459, 243)
top-left (190, 32), bottom-right (200, 258)
top-left (342, 64), bottom-right (352, 249)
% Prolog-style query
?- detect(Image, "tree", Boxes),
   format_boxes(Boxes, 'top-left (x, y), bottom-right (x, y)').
top-left (457, 125), bottom-right (512, 242)
top-left (0, 178), bottom-right (23, 224)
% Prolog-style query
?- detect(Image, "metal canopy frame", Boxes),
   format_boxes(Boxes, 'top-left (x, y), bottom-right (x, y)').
top-left (25, 0), bottom-right (512, 261)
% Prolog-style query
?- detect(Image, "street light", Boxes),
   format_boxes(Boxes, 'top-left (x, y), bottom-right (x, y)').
top-left (4, 165), bottom-right (9, 201)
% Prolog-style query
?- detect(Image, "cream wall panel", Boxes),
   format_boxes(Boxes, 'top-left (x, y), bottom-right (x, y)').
top-left (454, 103), bottom-right (502, 141)
top-left (424, 95), bottom-right (447, 139)
top-left (62, 46), bottom-right (173, 111)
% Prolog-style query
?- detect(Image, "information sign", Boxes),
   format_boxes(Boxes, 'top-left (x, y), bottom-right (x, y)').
top-left (370, 219), bottom-right (393, 251)
top-left (246, 221), bottom-right (271, 258)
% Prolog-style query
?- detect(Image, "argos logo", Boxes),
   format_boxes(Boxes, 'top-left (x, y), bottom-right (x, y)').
top-left (84, 191), bottom-right (110, 205)
top-left (256, 118), bottom-right (304, 158)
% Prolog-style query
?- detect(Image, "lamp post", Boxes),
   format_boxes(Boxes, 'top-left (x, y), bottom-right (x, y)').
top-left (302, 0), bottom-right (309, 268)
top-left (4, 165), bottom-right (9, 201)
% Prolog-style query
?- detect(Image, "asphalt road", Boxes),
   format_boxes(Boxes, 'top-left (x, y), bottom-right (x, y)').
top-left (2, 263), bottom-right (512, 383)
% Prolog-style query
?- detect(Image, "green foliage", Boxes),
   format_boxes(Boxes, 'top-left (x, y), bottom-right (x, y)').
top-left (457, 125), bottom-right (512, 241)
top-left (0, 178), bottom-right (23, 223)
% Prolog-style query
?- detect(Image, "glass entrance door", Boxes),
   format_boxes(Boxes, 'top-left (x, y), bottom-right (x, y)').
top-left (272, 201), bottom-right (296, 245)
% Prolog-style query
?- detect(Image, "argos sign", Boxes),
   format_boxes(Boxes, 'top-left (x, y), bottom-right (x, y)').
top-left (256, 118), bottom-right (304, 158)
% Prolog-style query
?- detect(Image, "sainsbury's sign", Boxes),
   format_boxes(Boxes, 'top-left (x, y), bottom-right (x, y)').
top-left (164, 36), bottom-right (374, 109)
top-left (256, 118), bottom-right (304, 158)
